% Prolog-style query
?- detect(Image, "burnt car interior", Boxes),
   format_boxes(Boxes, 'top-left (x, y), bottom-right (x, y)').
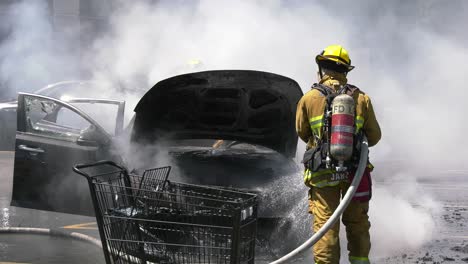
top-left (24, 97), bottom-right (93, 141)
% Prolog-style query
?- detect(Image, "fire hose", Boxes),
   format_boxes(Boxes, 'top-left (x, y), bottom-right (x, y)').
top-left (0, 227), bottom-right (143, 264)
top-left (0, 136), bottom-right (368, 263)
top-left (0, 226), bottom-right (102, 247)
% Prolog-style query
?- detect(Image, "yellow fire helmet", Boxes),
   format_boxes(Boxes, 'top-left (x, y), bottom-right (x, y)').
top-left (315, 45), bottom-right (355, 72)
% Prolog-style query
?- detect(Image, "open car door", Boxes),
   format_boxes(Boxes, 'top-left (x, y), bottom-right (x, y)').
top-left (11, 93), bottom-right (125, 216)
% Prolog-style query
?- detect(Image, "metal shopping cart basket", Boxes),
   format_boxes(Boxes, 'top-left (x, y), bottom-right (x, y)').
top-left (73, 160), bottom-right (258, 264)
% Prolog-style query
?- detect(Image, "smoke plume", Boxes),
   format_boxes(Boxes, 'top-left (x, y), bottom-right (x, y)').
top-left (0, 1), bottom-right (80, 100)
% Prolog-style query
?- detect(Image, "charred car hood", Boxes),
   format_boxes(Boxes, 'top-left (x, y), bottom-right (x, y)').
top-left (132, 70), bottom-right (303, 157)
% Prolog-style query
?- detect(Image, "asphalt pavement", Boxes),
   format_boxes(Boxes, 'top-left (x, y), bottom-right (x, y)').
top-left (0, 151), bottom-right (103, 264)
top-left (1, 151), bottom-right (468, 264)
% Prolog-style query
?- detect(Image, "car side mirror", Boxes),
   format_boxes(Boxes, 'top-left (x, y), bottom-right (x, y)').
top-left (77, 126), bottom-right (107, 147)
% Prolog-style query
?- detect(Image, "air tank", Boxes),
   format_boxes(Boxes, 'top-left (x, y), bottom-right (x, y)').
top-left (330, 94), bottom-right (355, 162)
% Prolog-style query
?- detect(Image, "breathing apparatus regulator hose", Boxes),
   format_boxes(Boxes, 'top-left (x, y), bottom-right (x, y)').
top-left (269, 135), bottom-right (369, 264)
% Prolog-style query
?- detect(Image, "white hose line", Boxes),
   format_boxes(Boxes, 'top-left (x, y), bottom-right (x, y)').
top-left (270, 136), bottom-right (369, 264)
top-left (0, 227), bottom-right (102, 248)
top-left (0, 227), bottom-right (143, 263)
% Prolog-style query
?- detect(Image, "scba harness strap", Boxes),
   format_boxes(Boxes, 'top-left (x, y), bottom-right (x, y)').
top-left (302, 83), bottom-right (372, 200)
top-left (302, 83), bottom-right (360, 167)
top-left (312, 83), bottom-right (358, 97)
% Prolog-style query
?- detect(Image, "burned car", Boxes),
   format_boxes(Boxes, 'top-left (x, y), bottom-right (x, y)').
top-left (11, 70), bottom-right (303, 222)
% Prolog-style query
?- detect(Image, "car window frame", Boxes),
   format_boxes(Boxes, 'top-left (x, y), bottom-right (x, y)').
top-left (65, 98), bottom-right (125, 136)
top-left (17, 93), bottom-right (112, 143)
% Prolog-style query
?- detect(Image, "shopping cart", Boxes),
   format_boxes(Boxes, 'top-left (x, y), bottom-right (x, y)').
top-left (73, 160), bottom-right (258, 264)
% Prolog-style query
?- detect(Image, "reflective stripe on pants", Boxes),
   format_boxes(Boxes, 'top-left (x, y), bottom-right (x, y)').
top-left (350, 256), bottom-right (370, 264)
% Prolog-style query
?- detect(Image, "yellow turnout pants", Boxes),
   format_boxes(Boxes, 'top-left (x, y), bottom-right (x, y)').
top-left (309, 182), bottom-right (371, 264)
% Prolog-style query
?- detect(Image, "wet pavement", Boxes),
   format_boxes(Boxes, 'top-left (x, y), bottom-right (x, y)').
top-left (0, 234), bottom-right (103, 263)
top-left (1, 151), bottom-right (468, 263)
top-left (0, 151), bottom-right (103, 264)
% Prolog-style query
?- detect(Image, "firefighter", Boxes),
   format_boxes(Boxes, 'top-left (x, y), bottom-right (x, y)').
top-left (296, 45), bottom-right (381, 264)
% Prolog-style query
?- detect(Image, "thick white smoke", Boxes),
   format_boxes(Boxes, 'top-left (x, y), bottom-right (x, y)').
top-left (3, 0), bottom-right (466, 261)
top-left (84, 0), bottom-right (352, 112)
top-left (0, 1), bottom-right (80, 99)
